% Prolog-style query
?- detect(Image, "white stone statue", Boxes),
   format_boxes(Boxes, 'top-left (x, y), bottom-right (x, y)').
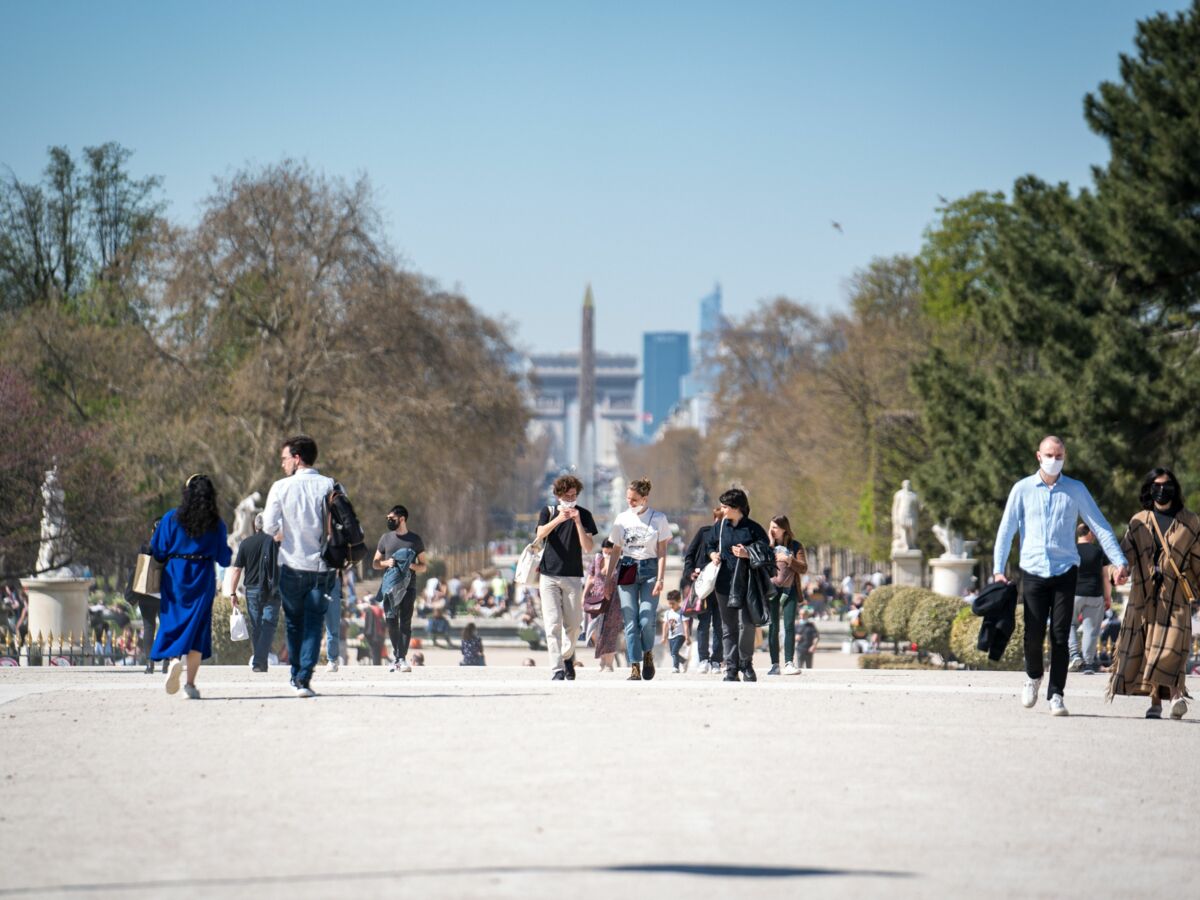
top-left (890, 480), bottom-right (920, 554)
top-left (34, 467), bottom-right (81, 578)
top-left (932, 520), bottom-right (966, 559)
top-left (230, 491), bottom-right (262, 548)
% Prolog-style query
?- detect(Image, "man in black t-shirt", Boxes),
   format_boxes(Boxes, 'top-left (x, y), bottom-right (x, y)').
top-left (372, 504), bottom-right (428, 673)
top-left (535, 474), bottom-right (598, 680)
top-left (1068, 523), bottom-right (1110, 674)
top-left (228, 514), bottom-right (281, 673)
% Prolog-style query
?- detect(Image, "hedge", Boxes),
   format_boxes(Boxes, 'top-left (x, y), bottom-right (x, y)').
top-left (881, 587), bottom-right (930, 646)
top-left (907, 594), bottom-right (967, 663)
top-left (861, 584), bottom-right (902, 639)
top-left (210, 593), bottom-right (253, 666)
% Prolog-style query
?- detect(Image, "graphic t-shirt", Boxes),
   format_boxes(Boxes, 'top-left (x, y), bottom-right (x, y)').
top-left (537, 504), bottom-right (599, 577)
top-left (664, 608), bottom-right (686, 639)
top-left (609, 508), bottom-right (672, 561)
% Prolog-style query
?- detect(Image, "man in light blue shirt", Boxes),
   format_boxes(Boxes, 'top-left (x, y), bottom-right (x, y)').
top-left (993, 435), bottom-right (1128, 717)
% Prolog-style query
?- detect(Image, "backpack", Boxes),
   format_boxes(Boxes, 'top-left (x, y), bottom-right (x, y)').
top-left (321, 484), bottom-right (367, 570)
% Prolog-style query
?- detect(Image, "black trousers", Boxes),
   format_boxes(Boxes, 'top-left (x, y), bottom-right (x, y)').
top-left (386, 588), bottom-right (417, 661)
top-left (1020, 567), bottom-right (1077, 699)
top-left (695, 597), bottom-right (723, 662)
top-left (716, 591), bottom-right (756, 671)
top-left (136, 595), bottom-right (159, 663)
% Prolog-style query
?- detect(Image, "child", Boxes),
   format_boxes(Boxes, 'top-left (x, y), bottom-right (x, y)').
top-left (661, 590), bottom-right (691, 673)
top-left (794, 606), bottom-right (820, 669)
top-left (459, 622), bottom-right (485, 666)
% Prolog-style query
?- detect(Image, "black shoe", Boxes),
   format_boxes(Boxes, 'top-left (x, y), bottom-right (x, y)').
top-left (143, 662), bottom-right (154, 674)
top-left (642, 651), bottom-right (656, 681)
top-left (723, 669), bottom-right (740, 682)
top-left (551, 670), bottom-right (566, 681)
top-left (161, 660), bottom-right (170, 674)
top-left (252, 665), bottom-right (268, 673)
top-left (564, 655), bottom-right (576, 681)
top-left (742, 666), bottom-right (757, 682)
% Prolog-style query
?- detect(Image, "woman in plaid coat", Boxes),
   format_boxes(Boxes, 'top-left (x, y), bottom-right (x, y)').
top-left (1107, 468), bottom-right (1197, 719)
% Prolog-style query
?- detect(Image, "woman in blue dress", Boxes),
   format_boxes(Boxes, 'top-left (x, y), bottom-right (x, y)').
top-left (150, 474), bottom-right (232, 698)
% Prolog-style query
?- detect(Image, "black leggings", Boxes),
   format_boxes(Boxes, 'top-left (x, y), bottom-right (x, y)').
top-left (386, 589), bottom-right (417, 661)
top-left (137, 596), bottom-right (159, 662)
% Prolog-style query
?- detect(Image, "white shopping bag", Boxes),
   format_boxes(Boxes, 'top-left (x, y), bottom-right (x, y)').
top-left (229, 606), bottom-right (250, 642)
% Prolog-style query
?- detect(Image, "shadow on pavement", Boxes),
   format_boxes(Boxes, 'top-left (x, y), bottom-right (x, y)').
top-left (208, 691), bottom-right (550, 701)
top-left (0, 863), bottom-right (913, 894)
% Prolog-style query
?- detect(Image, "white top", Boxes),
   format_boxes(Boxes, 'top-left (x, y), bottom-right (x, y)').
top-left (262, 467), bottom-right (336, 572)
top-left (608, 507), bottom-right (671, 561)
top-left (425, 577), bottom-right (441, 599)
top-left (664, 608), bottom-right (685, 639)
top-left (471, 577), bottom-right (489, 599)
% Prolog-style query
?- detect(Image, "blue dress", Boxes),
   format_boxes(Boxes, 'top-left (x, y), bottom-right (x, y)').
top-left (149, 509), bottom-right (232, 660)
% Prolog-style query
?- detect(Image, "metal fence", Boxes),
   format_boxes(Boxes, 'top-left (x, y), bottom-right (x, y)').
top-left (0, 629), bottom-right (136, 667)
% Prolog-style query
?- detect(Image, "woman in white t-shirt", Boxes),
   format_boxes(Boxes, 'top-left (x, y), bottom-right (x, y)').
top-left (606, 478), bottom-right (672, 681)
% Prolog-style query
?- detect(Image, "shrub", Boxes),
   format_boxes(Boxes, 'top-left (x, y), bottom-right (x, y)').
top-left (861, 584), bottom-right (901, 639)
top-left (882, 587), bottom-right (928, 647)
top-left (210, 593), bottom-right (253, 666)
top-left (908, 593), bottom-right (967, 663)
top-left (949, 605), bottom-right (1026, 670)
top-left (858, 653), bottom-right (938, 670)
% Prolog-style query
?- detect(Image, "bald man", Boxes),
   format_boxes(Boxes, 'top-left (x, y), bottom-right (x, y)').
top-left (993, 436), bottom-right (1128, 717)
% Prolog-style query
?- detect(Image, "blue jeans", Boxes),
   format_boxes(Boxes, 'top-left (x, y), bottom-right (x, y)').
top-left (245, 587), bottom-right (280, 671)
top-left (617, 557), bottom-right (660, 663)
top-left (324, 576), bottom-right (342, 663)
top-left (278, 566), bottom-right (334, 689)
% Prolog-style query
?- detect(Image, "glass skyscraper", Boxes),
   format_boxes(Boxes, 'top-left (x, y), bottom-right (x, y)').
top-left (642, 331), bottom-right (691, 436)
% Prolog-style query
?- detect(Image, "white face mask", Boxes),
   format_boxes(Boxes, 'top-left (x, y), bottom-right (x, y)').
top-left (632, 503), bottom-right (647, 515)
top-left (558, 500), bottom-right (577, 510)
top-left (1039, 455), bottom-right (1064, 477)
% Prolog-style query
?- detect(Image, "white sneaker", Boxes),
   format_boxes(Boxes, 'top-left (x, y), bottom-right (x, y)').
top-left (1068, 657), bottom-right (1083, 672)
top-left (784, 662), bottom-right (802, 675)
top-left (164, 660), bottom-right (183, 695)
top-left (671, 665), bottom-right (680, 674)
top-left (296, 686), bottom-right (315, 699)
top-left (326, 660), bottom-right (339, 673)
top-left (1049, 694), bottom-right (1069, 717)
top-left (389, 658), bottom-right (412, 673)
top-left (183, 683), bottom-right (200, 700)
top-left (1170, 698), bottom-right (1188, 719)
top-left (1021, 677), bottom-right (1042, 708)
top-left (698, 660), bottom-right (711, 674)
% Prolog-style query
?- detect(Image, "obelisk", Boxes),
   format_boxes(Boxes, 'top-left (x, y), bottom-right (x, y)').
top-left (578, 284), bottom-right (596, 510)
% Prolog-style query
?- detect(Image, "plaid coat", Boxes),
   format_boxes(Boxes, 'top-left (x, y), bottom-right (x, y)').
top-left (1107, 509), bottom-right (1198, 699)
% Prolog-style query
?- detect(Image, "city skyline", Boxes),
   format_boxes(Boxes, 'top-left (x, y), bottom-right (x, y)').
top-left (2, 1), bottom-right (1187, 353)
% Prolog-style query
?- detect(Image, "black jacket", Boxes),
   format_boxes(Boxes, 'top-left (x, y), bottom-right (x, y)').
top-left (705, 516), bottom-right (771, 595)
top-left (681, 525), bottom-right (714, 594)
top-left (971, 581), bottom-right (1018, 661)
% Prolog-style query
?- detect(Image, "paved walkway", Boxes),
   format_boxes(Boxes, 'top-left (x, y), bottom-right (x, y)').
top-left (0, 665), bottom-right (1195, 899)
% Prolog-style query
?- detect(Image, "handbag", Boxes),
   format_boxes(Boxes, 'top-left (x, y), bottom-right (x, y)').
top-left (514, 506), bottom-right (554, 586)
top-left (617, 561), bottom-right (638, 585)
top-left (131, 553), bottom-right (162, 596)
top-left (693, 521), bottom-right (723, 601)
top-left (681, 584), bottom-right (704, 617)
top-left (1147, 512), bottom-right (1197, 603)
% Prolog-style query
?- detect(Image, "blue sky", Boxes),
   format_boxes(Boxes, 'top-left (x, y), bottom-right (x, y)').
top-left (1, 1), bottom-right (1188, 354)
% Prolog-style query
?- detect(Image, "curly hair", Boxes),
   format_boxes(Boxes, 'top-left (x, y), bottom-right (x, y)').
top-left (177, 474), bottom-right (222, 539)
top-left (629, 478), bottom-right (652, 497)
top-left (553, 474), bottom-right (584, 497)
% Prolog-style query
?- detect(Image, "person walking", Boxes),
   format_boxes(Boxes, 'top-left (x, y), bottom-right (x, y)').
top-left (661, 590), bottom-right (691, 673)
top-left (1107, 467), bottom-right (1197, 719)
top-left (372, 505), bottom-right (428, 673)
top-left (125, 520), bottom-right (165, 675)
top-left (766, 515), bottom-right (808, 676)
top-left (362, 595), bottom-right (387, 665)
top-left (683, 509), bottom-right (723, 674)
top-left (534, 475), bottom-right (597, 680)
top-left (607, 478), bottom-right (672, 681)
top-left (794, 606), bottom-right (820, 668)
top-left (585, 540), bottom-right (623, 671)
top-left (993, 435), bottom-right (1129, 717)
top-left (262, 435), bottom-right (343, 698)
top-left (149, 475), bottom-right (232, 699)
top-left (1068, 523), bottom-right (1110, 675)
top-left (227, 513), bottom-right (281, 673)
top-left (705, 488), bottom-right (771, 682)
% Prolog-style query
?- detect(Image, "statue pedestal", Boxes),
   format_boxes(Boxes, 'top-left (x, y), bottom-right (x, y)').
top-left (891, 550), bottom-right (923, 587)
top-left (929, 557), bottom-right (976, 598)
top-left (21, 577), bottom-right (91, 648)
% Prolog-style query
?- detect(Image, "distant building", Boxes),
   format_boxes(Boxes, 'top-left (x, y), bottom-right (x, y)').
top-left (528, 351), bottom-right (639, 471)
top-left (641, 332), bottom-right (690, 437)
top-left (677, 283), bottom-right (724, 437)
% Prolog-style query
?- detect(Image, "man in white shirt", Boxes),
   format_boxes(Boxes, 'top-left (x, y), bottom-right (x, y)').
top-left (262, 434), bottom-right (337, 698)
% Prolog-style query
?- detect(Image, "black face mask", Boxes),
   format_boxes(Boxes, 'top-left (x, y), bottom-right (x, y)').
top-left (1150, 482), bottom-right (1176, 505)
top-left (386, 518), bottom-right (399, 530)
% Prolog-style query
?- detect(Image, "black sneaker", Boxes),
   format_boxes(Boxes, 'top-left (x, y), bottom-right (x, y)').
top-left (742, 666), bottom-right (757, 682)
top-left (642, 651), bottom-right (656, 681)
top-left (723, 668), bottom-right (740, 682)
top-left (564, 655), bottom-right (576, 681)
top-left (551, 670), bottom-right (566, 681)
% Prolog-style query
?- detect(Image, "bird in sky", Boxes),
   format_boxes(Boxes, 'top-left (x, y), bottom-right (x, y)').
top-left (831, 220), bottom-right (843, 234)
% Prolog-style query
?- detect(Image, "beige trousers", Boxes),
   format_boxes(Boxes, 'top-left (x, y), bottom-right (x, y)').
top-left (539, 574), bottom-right (583, 670)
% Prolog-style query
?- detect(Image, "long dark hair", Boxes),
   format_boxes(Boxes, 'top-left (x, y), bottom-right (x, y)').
top-left (770, 515), bottom-right (795, 547)
top-left (178, 474), bottom-right (221, 539)
top-left (1139, 467), bottom-right (1184, 516)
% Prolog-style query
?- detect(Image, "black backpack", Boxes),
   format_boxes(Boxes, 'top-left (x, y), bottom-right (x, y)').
top-left (321, 484), bottom-right (367, 569)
